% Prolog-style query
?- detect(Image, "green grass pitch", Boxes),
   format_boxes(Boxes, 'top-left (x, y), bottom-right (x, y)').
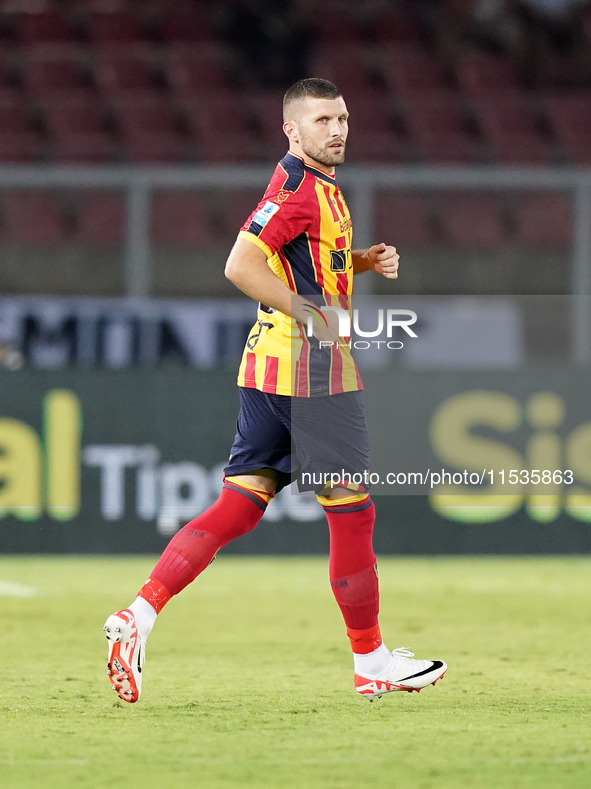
top-left (0, 555), bottom-right (590, 789)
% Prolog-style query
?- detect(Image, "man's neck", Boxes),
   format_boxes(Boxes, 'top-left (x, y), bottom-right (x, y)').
top-left (288, 146), bottom-right (335, 176)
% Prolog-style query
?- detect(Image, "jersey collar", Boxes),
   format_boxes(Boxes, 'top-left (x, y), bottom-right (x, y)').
top-left (284, 151), bottom-right (337, 184)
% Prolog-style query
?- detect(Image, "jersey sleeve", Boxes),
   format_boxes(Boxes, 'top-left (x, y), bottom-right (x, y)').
top-left (238, 182), bottom-right (313, 258)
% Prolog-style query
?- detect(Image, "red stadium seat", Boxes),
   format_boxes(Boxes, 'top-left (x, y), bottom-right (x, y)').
top-left (113, 94), bottom-right (184, 162)
top-left (439, 195), bottom-right (506, 248)
top-left (16, 12), bottom-right (75, 48)
top-left (185, 95), bottom-right (259, 162)
top-left (114, 94), bottom-right (178, 131)
top-left (22, 54), bottom-right (86, 96)
top-left (166, 49), bottom-right (231, 97)
top-left (42, 96), bottom-right (104, 135)
top-left (219, 190), bottom-right (266, 242)
top-left (344, 93), bottom-right (394, 132)
top-left (0, 134), bottom-right (38, 163)
top-left (2, 191), bottom-right (68, 246)
top-left (86, 12), bottom-right (147, 47)
top-left (514, 193), bottom-right (572, 248)
top-left (455, 53), bottom-right (520, 96)
top-left (152, 191), bottom-right (215, 246)
top-left (0, 92), bottom-right (30, 132)
top-left (42, 97), bottom-right (114, 162)
top-left (472, 95), bottom-right (550, 165)
top-left (251, 92), bottom-right (287, 153)
top-left (544, 94), bottom-right (591, 165)
top-left (94, 54), bottom-right (154, 96)
top-left (312, 6), bottom-right (363, 41)
top-left (371, 10), bottom-right (424, 43)
top-left (308, 46), bottom-right (373, 92)
top-left (345, 131), bottom-right (406, 163)
top-left (375, 194), bottom-right (433, 247)
top-left (124, 134), bottom-right (185, 163)
top-left (403, 93), bottom-right (478, 164)
top-left (382, 47), bottom-right (447, 99)
top-left (160, 11), bottom-right (216, 43)
top-left (75, 191), bottom-right (126, 246)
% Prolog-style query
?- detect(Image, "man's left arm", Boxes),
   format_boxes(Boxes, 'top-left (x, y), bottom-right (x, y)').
top-left (352, 243), bottom-right (399, 279)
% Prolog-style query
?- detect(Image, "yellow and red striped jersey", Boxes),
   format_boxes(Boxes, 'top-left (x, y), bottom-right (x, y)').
top-left (236, 151), bottom-right (363, 398)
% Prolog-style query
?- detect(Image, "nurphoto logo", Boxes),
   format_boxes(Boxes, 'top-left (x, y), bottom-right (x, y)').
top-left (304, 305), bottom-right (418, 349)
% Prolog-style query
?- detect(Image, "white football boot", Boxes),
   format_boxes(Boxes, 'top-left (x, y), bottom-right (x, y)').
top-left (355, 647), bottom-right (447, 701)
top-left (103, 609), bottom-right (146, 703)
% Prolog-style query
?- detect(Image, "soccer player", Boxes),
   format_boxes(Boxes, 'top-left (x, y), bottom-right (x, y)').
top-left (104, 78), bottom-right (447, 703)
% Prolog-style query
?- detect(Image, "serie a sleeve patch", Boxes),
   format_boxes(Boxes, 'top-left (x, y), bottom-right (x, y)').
top-left (251, 201), bottom-right (280, 228)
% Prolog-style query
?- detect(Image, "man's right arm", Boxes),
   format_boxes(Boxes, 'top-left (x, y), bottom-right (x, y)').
top-left (225, 236), bottom-right (310, 323)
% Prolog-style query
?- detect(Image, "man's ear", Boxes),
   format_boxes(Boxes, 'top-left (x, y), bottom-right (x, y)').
top-left (283, 121), bottom-right (298, 142)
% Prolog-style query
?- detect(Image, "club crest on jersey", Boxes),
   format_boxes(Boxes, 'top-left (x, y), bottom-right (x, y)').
top-left (330, 250), bottom-right (347, 272)
top-left (253, 201), bottom-right (280, 228)
top-left (274, 191), bottom-right (290, 204)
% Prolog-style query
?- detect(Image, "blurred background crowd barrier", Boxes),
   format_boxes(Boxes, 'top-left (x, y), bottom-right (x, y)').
top-left (1, 0), bottom-right (591, 553)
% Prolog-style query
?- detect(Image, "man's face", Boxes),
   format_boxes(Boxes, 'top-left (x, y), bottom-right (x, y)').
top-left (285, 96), bottom-right (349, 168)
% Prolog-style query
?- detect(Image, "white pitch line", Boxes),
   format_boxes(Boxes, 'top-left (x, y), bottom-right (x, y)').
top-left (0, 760), bottom-right (88, 765)
top-left (0, 581), bottom-right (39, 598)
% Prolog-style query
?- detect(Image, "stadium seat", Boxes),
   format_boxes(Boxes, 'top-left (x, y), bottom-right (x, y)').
top-left (251, 91), bottom-right (288, 156)
top-left (42, 97), bottom-right (114, 162)
top-left (344, 93), bottom-right (395, 132)
top-left (439, 194), bottom-right (506, 248)
top-left (514, 193), bottom-right (572, 248)
top-left (166, 48), bottom-right (231, 97)
top-left (86, 12), bottom-right (147, 47)
top-left (345, 131), bottom-right (406, 163)
top-left (185, 96), bottom-right (259, 162)
top-left (312, 7), bottom-right (363, 41)
top-left (160, 11), bottom-right (216, 43)
top-left (455, 53), bottom-right (520, 96)
top-left (75, 191), bottom-right (126, 246)
top-left (114, 95), bottom-right (184, 163)
top-left (544, 94), bottom-right (591, 165)
top-left (0, 134), bottom-right (38, 163)
top-left (152, 191), bottom-right (215, 246)
top-left (371, 9), bottom-right (424, 43)
top-left (472, 95), bottom-right (550, 165)
top-left (308, 45), bottom-right (373, 92)
top-left (22, 54), bottom-right (86, 97)
top-left (0, 91), bottom-right (30, 133)
top-left (219, 189), bottom-right (266, 242)
top-left (403, 93), bottom-right (478, 164)
top-left (16, 12), bottom-right (76, 48)
top-left (94, 54), bottom-right (154, 97)
top-left (374, 193), bottom-right (433, 247)
top-left (2, 191), bottom-right (68, 246)
top-left (382, 47), bottom-right (447, 99)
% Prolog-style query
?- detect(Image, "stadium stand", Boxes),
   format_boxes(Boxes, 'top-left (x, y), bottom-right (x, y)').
top-left (2, 190), bottom-right (68, 246)
top-left (374, 193), bottom-right (434, 248)
top-left (43, 95), bottom-right (114, 162)
top-left (152, 191), bottom-right (215, 246)
top-left (544, 93), bottom-right (591, 164)
top-left (439, 194), bottom-right (507, 249)
top-left (74, 190), bottom-right (126, 246)
top-left (113, 93), bottom-right (184, 162)
top-left (0, 90), bottom-right (38, 162)
top-left (471, 93), bottom-right (551, 165)
top-left (402, 92), bottom-right (479, 164)
top-left (0, 0), bottom-right (586, 296)
top-left (514, 193), bottom-right (573, 248)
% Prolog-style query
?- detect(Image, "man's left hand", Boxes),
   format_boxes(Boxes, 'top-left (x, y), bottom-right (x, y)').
top-left (367, 243), bottom-right (399, 279)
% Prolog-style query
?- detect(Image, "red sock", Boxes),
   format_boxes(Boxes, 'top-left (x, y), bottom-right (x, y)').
top-left (138, 481), bottom-right (269, 608)
top-left (324, 497), bottom-right (381, 652)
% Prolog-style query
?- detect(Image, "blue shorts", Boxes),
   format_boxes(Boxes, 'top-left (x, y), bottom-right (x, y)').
top-left (224, 388), bottom-right (371, 494)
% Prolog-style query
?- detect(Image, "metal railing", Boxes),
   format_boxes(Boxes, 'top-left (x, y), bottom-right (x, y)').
top-left (0, 164), bottom-right (590, 361)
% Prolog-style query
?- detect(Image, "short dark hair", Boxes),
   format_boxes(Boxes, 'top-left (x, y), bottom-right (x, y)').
top-left (283, 78), bottom-right (342, 120)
